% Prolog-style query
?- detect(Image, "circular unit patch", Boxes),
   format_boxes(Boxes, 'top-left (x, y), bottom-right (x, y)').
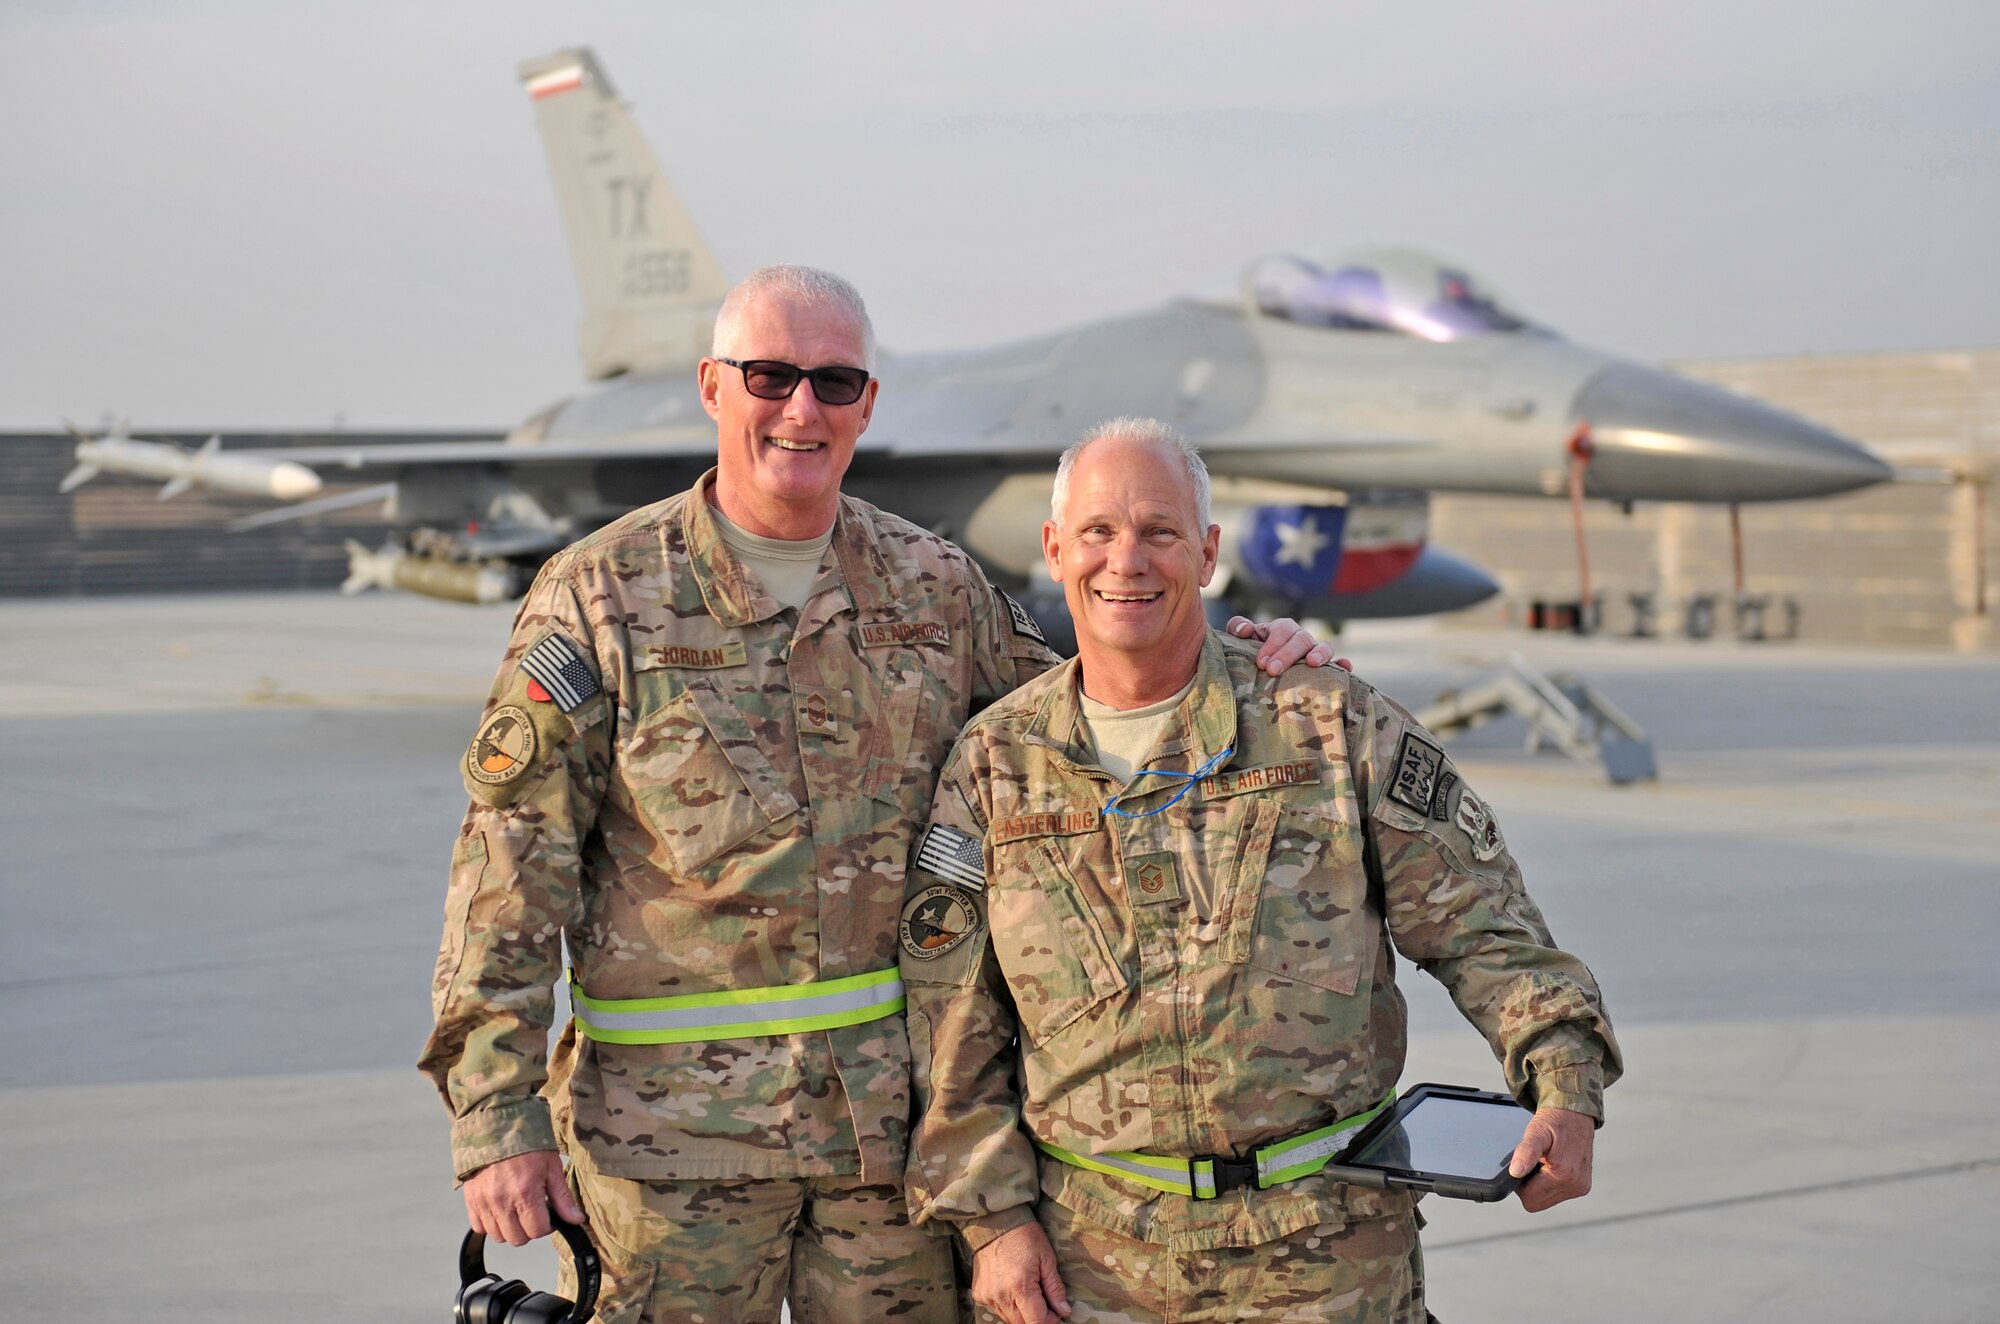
top-left (467, 705), bottom-right (537, 785)
top-left (900, 884), bottom-right (979, 961)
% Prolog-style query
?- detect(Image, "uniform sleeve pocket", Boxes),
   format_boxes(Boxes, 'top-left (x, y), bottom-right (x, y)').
top-left (619, 682), bottom-right (800, 875)
top-left (433, 830), bottom-right (490, 1006)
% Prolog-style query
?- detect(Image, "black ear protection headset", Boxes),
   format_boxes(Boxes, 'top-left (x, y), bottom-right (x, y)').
top-left (455, 1214), bottom-right (601, 1324)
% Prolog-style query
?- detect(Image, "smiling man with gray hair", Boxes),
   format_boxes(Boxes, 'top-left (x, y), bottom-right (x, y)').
top-left (902, 417), bottom-right (1620, 1323)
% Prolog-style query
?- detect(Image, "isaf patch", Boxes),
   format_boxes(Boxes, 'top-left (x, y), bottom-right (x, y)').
top-left (1453, 785), bottom-right (1506, 862)
top-left (520, 631), bottom-right (599, 712)
top-left (467, 705), bottom-right (537, 785)
top-left (914, 822), bottom-right (986, 893)
top-left (901, 885), bottom-right (980, 960)
top-left (1390, 731), bottom-right (1446, 814)
top-left (1001, 590), bottom-right (1046, 645)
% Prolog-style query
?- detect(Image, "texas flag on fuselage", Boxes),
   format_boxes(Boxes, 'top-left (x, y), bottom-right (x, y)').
top-left (1239, 501), bottom-right (1429, 598)
top-left (1240, 504), bottom-right (1349, 597)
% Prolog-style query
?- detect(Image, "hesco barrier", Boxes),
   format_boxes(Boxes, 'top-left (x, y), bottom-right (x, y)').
top-left (0, 431), bottom-right (492, 597)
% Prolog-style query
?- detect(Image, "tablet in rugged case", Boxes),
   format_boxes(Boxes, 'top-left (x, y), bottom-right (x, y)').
top-left (1321, 1082), bottom-right (1531, 1202)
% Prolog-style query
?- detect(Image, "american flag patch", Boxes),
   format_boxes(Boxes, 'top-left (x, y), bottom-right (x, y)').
top-left (520, 631), bottom-right (598, 712)
top-left (914, 823), bottom-right (986, 893)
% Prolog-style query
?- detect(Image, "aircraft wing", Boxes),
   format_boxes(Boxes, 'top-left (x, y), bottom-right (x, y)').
top-left (60, 427), bottom-right (722, 506)
top-left (861, 303), bottom-right (1435, 462)
top-left (61, 291), bottom-right (1435, 518)
top-left (863, 423), bottom-right (1432, 461)
top-left (60, 404), bottom-right (1419, 521)
top-left (272, 433), bottom-right (718, 471)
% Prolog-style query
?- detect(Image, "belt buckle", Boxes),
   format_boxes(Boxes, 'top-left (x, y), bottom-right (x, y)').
top-left (1194, 1154), bottom-right (1258, 1198)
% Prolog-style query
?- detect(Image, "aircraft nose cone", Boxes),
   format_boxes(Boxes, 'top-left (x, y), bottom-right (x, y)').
top-left (1574, 363), bottom-right (1892, 502)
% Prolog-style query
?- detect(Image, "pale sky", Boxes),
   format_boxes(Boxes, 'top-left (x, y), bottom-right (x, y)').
top-left (2, 0), bottom-right (1994, 430)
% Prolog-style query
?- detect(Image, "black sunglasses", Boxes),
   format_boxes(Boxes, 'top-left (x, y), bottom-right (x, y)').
top-left (718, 358), bottom-right (872, 407)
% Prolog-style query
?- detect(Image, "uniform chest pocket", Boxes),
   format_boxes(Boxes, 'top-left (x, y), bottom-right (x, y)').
top-left (618, 680), bottom-right (800, 875)
top-left (988, 839), bottom-right (1129, 1045)
top-left (1220, 799), bottom-right (1369, 995)
top-left (857, 643), bottom-right (959, 810)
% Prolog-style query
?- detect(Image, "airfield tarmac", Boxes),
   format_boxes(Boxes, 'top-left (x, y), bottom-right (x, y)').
top-left (2, 591), bottom-right (1996, 1322)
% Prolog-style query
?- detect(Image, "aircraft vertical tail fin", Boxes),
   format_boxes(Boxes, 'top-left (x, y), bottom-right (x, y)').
top-left (518, 48), bottom-right (729, 380)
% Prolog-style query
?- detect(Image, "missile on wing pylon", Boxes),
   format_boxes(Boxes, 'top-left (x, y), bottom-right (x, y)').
top-left (61, 432), bottom-right (323, 502)
top-left (342, 541), bottom-right (517, 605)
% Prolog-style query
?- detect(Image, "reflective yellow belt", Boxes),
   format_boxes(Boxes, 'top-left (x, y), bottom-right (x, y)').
top-left (570, 968), bottom-right (905, 1045)
top-left (1035, 1091), bottom-right (1396, 1200)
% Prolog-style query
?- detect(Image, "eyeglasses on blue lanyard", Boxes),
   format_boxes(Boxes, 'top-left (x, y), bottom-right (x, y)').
top-left (1104, 745), bottom-right (1235, 819)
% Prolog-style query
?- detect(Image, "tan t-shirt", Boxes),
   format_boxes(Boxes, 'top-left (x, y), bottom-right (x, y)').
top-left (712, 508), bottom-right (835, 611)
top-left (1078, 675), bottom-right (1197, 784)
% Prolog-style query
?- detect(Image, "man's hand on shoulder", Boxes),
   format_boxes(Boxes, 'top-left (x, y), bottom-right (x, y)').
top-left (1509, 1106), bottom-right (1596, 1213)
top-left (972, 1220), bottom-right (1072, 1324)
top-left (1226, 616), bottom-right (1351, 676)
top-left (463, 1150), bottom-right (586, 1246)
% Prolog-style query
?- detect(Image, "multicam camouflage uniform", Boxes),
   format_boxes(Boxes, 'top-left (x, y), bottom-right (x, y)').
top-left (902, 630), bottom-right (1621, 1322)
top-left (419, 473), bottom-right (1055, 1323)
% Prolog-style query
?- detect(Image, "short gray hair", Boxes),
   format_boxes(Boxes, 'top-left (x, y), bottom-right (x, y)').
top-left (1050, 417), bottom-right (1212, 530)
top-left (712, 264), bottom-right (876, 368)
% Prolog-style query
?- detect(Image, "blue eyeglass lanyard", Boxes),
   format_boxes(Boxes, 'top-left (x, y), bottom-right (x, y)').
top-left (1104, 745), bottom-right (1235, 819)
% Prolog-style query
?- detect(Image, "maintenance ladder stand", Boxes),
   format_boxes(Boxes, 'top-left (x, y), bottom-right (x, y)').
top-left (1415, 655), bottom-right (1658, 785)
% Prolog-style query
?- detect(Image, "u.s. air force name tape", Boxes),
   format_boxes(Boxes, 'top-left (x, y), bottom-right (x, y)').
top-left (521, 631), bottom-right (598, 712)
top-left (914, 822), bottom-right (986, 892)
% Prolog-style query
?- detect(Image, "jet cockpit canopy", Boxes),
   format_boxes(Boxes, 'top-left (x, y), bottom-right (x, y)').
top-left (1247, 249), bottom-right (1540, 341)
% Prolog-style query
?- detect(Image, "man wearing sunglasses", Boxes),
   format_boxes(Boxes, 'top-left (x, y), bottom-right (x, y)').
top-left (902, 419), bottom-right (1620, 1324)
top-left (422, 268), bottom-right (1335, 1322)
